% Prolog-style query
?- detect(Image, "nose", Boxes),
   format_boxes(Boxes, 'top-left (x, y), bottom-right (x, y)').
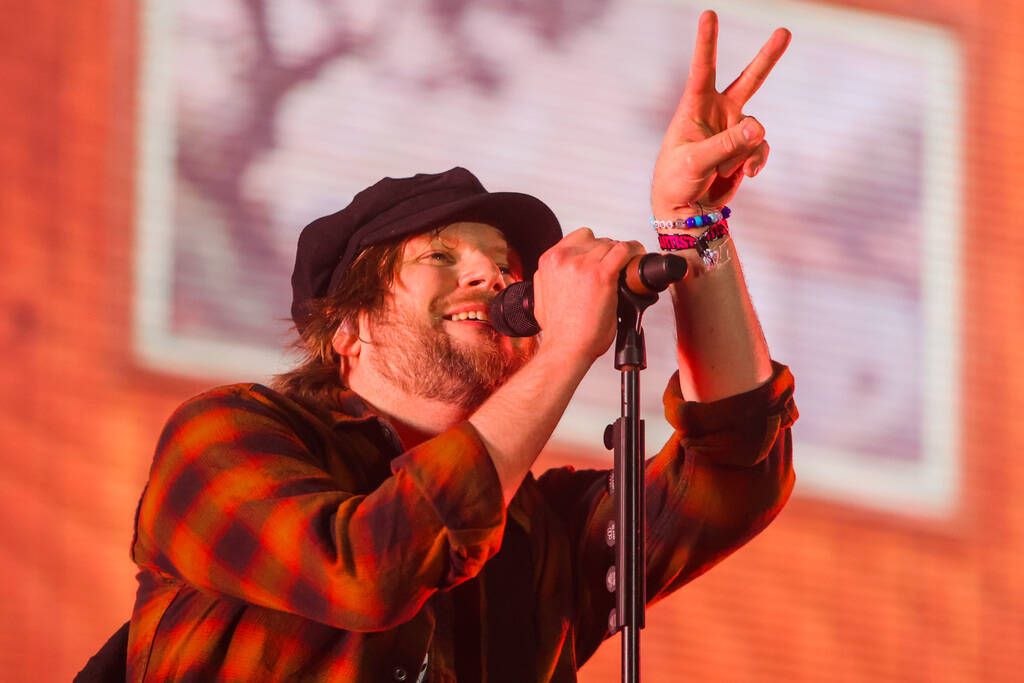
top-left (458, 254), bottom-right (508, 292)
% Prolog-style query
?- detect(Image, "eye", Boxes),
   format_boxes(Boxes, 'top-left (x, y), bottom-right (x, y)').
top-left (423, 251), bottom-right (454, 264)
top-left (498, 264), bottom-right (522, 281)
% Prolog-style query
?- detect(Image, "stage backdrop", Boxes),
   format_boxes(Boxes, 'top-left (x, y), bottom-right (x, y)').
top-left (2, 0), bottom-right (1024, 680)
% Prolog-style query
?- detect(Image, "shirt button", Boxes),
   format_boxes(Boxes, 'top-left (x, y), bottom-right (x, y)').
top-left (391, 665), bottom-right (408, 681)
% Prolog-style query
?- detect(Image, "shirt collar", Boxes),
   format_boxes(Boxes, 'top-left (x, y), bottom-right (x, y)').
top-left (315, 384), bottom-right (406, 453)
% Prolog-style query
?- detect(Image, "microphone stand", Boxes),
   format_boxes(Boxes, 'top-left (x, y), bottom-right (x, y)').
top-left (605, 283), bottom-right (659, 683)
top-left (490, 252), bottom-right (685, 683)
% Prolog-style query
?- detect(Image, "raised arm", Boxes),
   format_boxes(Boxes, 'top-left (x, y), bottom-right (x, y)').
top-left (652, 9), bottom-right (791, 401)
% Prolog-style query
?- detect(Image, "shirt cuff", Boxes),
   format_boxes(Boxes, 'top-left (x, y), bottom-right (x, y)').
top-left (663, 361), bottom-right (798, 466)
top-left (389, 422), bottom-right (506, 579)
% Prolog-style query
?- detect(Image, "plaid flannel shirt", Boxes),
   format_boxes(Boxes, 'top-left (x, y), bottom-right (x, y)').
top-left (128, 362), bottom-right (796, 682)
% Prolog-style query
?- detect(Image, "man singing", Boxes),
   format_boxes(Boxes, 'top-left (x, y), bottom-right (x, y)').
top-left (126, 11), bottom-right (796, 682)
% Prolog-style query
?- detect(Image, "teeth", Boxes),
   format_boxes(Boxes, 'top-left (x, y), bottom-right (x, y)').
top-left (447, 310), bottom-right (490, 322)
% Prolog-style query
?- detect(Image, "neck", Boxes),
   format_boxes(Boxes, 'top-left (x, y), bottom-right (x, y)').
top-left (346, 370), bottom-right (470, 450)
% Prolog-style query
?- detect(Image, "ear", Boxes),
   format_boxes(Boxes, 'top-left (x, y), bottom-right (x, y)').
top-left (332, 320), bottom-right (363, 362)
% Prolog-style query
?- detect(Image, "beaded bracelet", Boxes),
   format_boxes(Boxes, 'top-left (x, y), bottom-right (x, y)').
top-left (656, 220), bottom-right (731, 269)
top-left (650, 206), bottom-right (731, 231)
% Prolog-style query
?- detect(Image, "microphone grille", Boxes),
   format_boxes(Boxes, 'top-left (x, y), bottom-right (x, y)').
top-left (490, 282), bottom-right (540, 337)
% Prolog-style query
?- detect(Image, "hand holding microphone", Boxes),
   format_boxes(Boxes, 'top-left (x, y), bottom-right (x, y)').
top-left (491, 230), bottom-right (687, 340)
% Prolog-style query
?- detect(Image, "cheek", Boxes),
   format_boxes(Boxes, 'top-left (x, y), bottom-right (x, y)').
top-left (395, 268), bottom-right (454, 311)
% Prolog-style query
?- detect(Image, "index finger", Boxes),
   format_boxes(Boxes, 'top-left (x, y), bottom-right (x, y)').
top-left (686, 10), bottom-right (719, 95)
top-left (597, 240), bottom-right (641, 278)
top-left (560, 227), bottom-right (597, 245)
top-left (723, 27), bottom-right (792, 104)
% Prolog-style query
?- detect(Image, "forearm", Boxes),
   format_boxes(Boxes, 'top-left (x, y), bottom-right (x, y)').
top-left (469, 345), bottom-right (593, 505)
top-left (646, 8), bottom-right (790, 401)
top-left (663, 233), bottom-right (772, 401)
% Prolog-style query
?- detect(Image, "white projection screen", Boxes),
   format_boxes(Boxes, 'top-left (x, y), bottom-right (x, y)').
top-left (136, 0), bottom-right (962, 515)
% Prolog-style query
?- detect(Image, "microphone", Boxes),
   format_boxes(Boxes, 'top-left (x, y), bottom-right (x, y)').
top-left (490, 253), bottom-right (687, 337)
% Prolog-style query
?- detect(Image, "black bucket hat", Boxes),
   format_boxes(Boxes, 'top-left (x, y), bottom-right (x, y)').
top-left (290, 167), bottom-right (562, 332)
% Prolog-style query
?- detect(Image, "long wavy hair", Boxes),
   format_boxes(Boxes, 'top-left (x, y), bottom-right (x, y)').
top-left (272, 238), bottom-right (409, 405)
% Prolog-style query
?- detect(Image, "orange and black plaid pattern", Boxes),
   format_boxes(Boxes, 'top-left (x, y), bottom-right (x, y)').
top-left (128, 363), bottom-right (796, 682)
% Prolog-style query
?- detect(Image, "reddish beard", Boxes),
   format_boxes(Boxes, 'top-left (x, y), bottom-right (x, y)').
top-left (365, 301), bottom-right (536, 411)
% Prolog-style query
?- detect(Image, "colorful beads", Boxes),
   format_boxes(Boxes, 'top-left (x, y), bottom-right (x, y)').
top-left (650, 206), bottom-right (731, 231)
top-left (652, 207), bottom-right (731, 269)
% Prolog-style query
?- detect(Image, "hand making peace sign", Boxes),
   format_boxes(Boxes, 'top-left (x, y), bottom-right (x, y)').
top-left (651, 10), bottom-right (791, 217)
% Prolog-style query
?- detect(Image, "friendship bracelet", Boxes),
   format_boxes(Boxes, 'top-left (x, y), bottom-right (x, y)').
top-left (650, 206), bottom-right (731, 231)
top-left (656, 219), bottom-right (731, 269)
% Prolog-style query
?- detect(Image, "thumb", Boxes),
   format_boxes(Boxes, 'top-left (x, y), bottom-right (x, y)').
top-left (686, 117), bottom-right (765, 177)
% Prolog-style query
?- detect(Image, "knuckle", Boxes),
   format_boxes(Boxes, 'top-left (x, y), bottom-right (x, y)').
top-left (546, 250), bottom-right (567, 267)
top-left (539, 249), bottom-right (564, 270)
top-left (611, 240), bottom-right (633, 255)
top-left (719, 136), bottom-right (738, 155)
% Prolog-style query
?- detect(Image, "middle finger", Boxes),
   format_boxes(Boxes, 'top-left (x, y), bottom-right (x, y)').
top-left (723, 27), bottom-right (792, 105)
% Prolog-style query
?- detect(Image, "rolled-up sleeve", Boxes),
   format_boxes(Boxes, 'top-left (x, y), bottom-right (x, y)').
top-left (566, 362), bottom-right (797, 662)
top-left (390, 421), bottom-right (506, 585)
top-left (644, 361), bottom-right (797, 599)
top-left (665, 361), bottom-right (798, 467)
